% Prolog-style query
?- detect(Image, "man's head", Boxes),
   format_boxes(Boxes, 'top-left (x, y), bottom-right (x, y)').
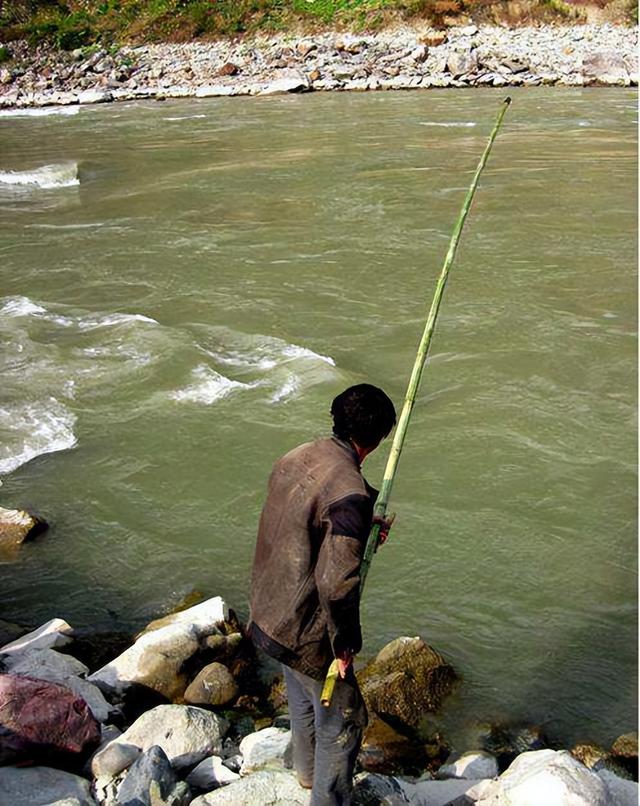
top-left (330, 384), bottom-right (396, 453)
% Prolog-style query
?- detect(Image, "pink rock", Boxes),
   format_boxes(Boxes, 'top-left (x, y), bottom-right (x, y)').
top-left (0, 674), bottom-right (100, 764)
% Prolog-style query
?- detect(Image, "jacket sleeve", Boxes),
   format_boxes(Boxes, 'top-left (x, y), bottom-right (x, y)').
top-left (315, 493), bottom-right (373, 658)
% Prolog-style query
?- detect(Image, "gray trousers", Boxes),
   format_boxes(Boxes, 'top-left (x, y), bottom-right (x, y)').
top-left (283, 664), bottom-right (368, 806)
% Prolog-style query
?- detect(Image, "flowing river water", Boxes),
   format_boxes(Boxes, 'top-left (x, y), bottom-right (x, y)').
top-left (0, 87), bottom-right (636, 749)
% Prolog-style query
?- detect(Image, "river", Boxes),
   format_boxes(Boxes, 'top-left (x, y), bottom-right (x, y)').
top-left (0, 87), bottom-right (637, 749)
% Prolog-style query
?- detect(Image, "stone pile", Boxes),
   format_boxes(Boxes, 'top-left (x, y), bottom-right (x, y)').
top-left (0, 23), bottom-right (637, 108)
top-left (0, 595), bottom-right (637, 805)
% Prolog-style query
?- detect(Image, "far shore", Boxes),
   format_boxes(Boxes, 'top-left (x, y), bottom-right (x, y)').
top-left (0, 23), bottom-right (637, 110)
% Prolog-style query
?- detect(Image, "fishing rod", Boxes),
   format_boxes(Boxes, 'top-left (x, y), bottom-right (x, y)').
top-left (321, 96), bottom-right (512, 707)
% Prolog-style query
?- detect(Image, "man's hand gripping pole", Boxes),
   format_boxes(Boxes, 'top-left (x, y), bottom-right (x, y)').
top-left (320, 97), bottom-right (511, 708)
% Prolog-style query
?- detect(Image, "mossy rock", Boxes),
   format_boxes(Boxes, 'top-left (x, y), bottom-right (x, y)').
top-left (357, 636), bottom-right (457, 735)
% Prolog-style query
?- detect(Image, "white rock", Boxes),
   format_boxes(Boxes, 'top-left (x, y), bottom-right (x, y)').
top-left (0, 618), bottom-right (73, 654)
top-left (0, 766), bottom-right (95, 806)
top-left (190, 770), bottom-right (309, 805)
top-left (475, 749), bottom-right (609, 806)
top-left (596, 769), bottom-right (639, 806)
top-left (186, 755), bottom-right (240, 789)
top-left (195, 85), bottom-right (236, 97)
top-left (410, 777), bottom-right (492, 805)
top-left (239, 727), bottom-right (291, 775)
top-left (88, 597), bottom-right (227, 699)
top-left (110, 704), bottom-right (228, 769)
top-left (0, 647), bottom-right (112, 723)
top-left (77, 89), bottom-right (113, 104)
top-left (439, 751), bottom-right (499, 780)
top-left (259, 78), bottom-right (308, 95)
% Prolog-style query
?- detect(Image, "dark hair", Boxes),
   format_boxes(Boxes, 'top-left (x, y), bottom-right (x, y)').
top-left (330, 384), bottom-right (396, 448)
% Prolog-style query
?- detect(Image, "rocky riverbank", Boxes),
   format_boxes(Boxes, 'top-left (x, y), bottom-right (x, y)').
top-left (0, 594), bottom-right (637, 805)
top-left (0, 23), bottom-right (637, 109)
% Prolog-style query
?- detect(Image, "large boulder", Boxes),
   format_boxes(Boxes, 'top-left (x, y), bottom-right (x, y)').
top-left (239, 727), bottom-right (291, 775)
top-left (596, 769), bottom-right (639, 806)
top-left (184, 662), bottom-right (238, 707)
top-left (88, 597), bottom-right (228, 701)
top-left (407, 777), bottom-right (494, 805)
top-left (116, 745), bottom-right (191, 806)
top-left (0, 673), bottom-right (100, 764)
top-left (0, 506), bottom-right (48, 547)
top-left (0, 647), bottom-right (112, 722)
top-left (446, 49), bottom-right (479, 77)
top-left (475, 749), bottom-right (609, 805)
top-left (109, 704), bottom-right (228, 769)
top-left (0, 766), bottom-right (95, 806)
top-left (357, 637), bottom-right (457, 733)
top-left (0, 617), bottom-right (73, 653)
top-left (582, 50), bottom-right (630, 85)
top-left (190, 770), bottom-right (309, 805)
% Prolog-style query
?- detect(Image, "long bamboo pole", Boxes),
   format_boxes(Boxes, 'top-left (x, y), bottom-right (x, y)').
top-left (321, 97), bottom-right (511, 708)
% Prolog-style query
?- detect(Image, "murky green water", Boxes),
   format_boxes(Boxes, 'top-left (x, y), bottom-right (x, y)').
top-left (0, 88), bottom-right (636, 748)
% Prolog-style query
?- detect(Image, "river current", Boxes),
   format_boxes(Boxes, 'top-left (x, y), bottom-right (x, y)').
top-left (0, 87), bottom-right (637, 748)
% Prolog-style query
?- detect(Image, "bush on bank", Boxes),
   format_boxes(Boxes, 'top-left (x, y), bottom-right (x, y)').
top-left (0, 0), bottom-right (636, 49)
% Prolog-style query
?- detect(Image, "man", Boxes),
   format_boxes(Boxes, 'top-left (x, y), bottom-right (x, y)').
top-left (248, 383), bottom-right (396, 805)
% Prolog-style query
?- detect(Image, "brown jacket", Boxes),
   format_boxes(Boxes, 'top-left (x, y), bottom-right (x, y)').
top-left (248, 437), bottom-right (376, 679)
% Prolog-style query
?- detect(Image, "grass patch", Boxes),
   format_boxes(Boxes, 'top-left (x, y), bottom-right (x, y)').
top-left (0, 0), bottom-right (636, 47)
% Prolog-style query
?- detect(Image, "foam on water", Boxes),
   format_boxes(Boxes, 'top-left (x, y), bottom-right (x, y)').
top-left (0, 162), bottom-right (79, 189)
top-left (270, 373), bottom-right (299, 404)
top-left (418, 121), bottom-right (476, 128)
top-left (0, 398), bottom-right (77, 476)
top-left (170, 365), bottom-right (257, 405)
top-left (0, 296), bottom-right (157, 329)
top-left (0, 107), bottom-right (80, 118)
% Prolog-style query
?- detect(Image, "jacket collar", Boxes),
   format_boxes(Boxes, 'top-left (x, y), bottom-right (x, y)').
top-left (329, 435), bottom-right (361, 467)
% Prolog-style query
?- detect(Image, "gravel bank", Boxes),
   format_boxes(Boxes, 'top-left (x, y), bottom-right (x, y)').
top-left (0, 23), bottom-right (637, 107)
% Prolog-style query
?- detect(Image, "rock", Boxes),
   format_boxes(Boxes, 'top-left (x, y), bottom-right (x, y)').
top-left (411, 45), bottom-right (429, 63)
top-left (460, 24), bottom-right (479, 35)
top-left (357, 637), bottom-right (457, 734)
top-left (571, 742), bottom-right (608, 769)
top-left (596, 769), bottom-right (639, 806)
top-left (438, 750), bottom-right (499, 780)
top-left (259, 77), bottom-right (308, 95)
top-left (359, 715), bottom-right (429, 775)
top-left (89, 597), bottom-right (228, 701)
top-left (77, 89), bottom-right (113, 104)
top-left (91, 740), bottom-right (141, 779)
top-left (190, 769), bottom-right (309, 804)
top-left (184, 662), bottom-right (238, 707)
top-left (0, 647), bottom-right (112, 723)
top-left (582, 50), bottom-right (629, 85)
top-left (0, 766), bottom-right (95, 806)
top-left (0, 506), bottom-right (48, 546)
top-left (612, 732), bottom-right (638, 760)
top-left (0, 68), bottom-right (13, 85)
top-left (475, 749), bottom-right (609, 805)
top-left (352, 772), bottom-right (407, 805)
top-left (297, 41), bottom-right (317, 57)
top-left (480, 722), bottom-right (547, 769)
top-left (195, 85), bottom-right (235, 97)
top-left (110, 704), bottom-right (228, 769)
top-left (420, 33), bottom-right (447, 47)
top-left (447, 49), bottom-right (479, 77)
top-left (239, 727), bottom-right (291, 775)
top-left (0, 674), bottom-right (100, 764)
top-left (186, 755), bottom-right (240, 789)
top-left (116, 745), bottom-right (191, 806)
top-left (217, 62), bottom-right (239, 77)
top-left (308, 69), bottom-right (321, 82)
top-left (411, 777), bottom-right (494, 805)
